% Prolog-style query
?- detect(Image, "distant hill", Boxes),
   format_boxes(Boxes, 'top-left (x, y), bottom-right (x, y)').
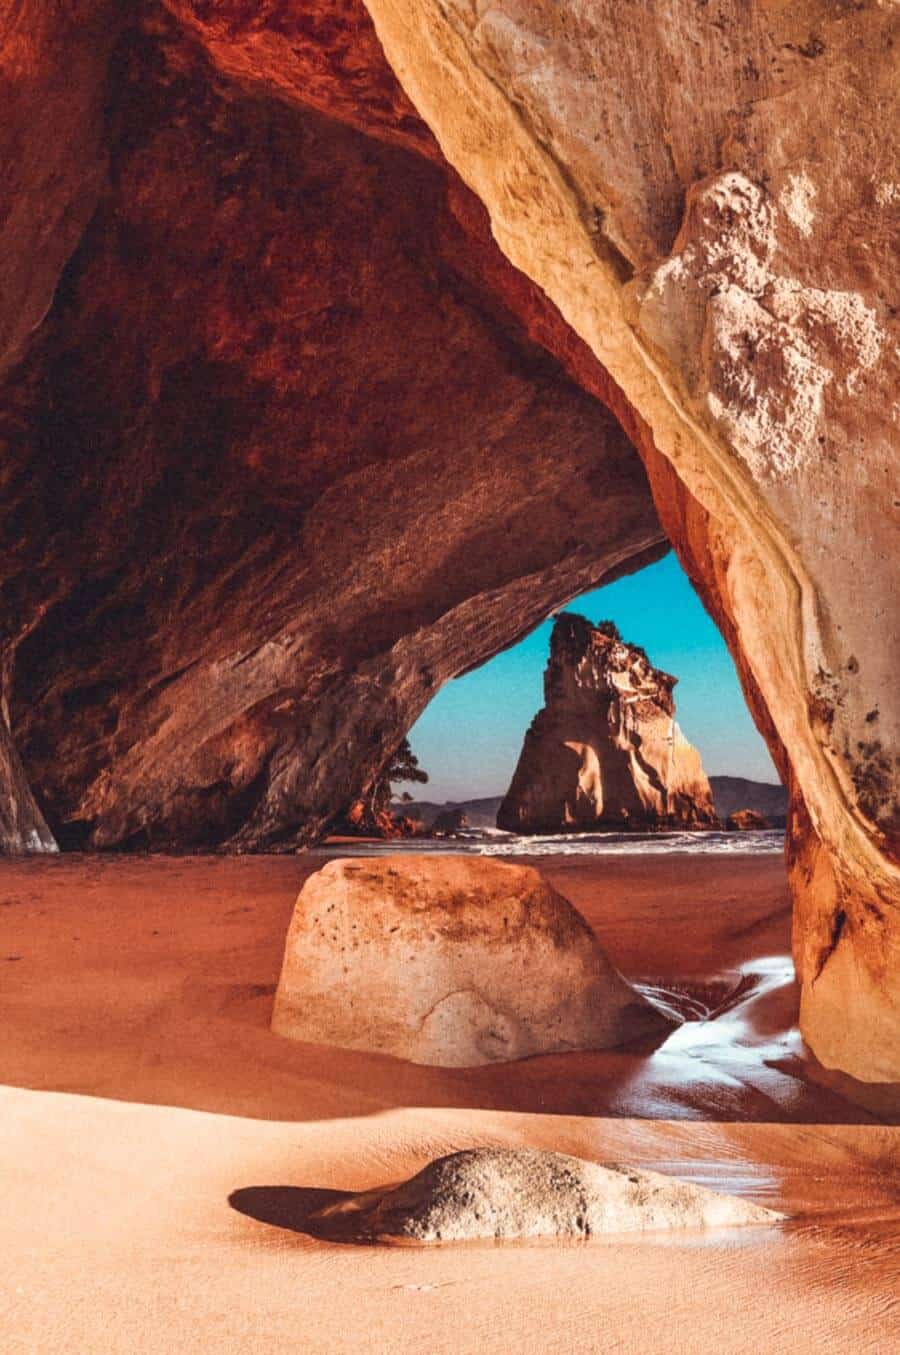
top-left (708, 776), bottom-right (787, 826)
top-left (394, 797), bottom-right (504, 829)
top-left (400, 779), bottom-right (786, 831)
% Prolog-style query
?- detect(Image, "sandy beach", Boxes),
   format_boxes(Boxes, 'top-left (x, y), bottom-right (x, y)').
top-left (1, 851), bottom-right (898, 1353)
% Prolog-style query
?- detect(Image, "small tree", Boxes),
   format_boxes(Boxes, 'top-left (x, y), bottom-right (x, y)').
top-left (368, 737), bottom-right (429, 819)
top-left (341, 739), bottom-right (430, 836)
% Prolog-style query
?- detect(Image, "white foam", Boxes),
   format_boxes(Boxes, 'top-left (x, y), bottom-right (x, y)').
top-left (317, 829), bottom-right (784, 858)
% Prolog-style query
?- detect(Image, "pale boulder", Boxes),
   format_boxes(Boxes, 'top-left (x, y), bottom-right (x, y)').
top-left (271, 855), bottom-right (669, 1066)
top-left (311, 1148), bottom-right (784, 1242)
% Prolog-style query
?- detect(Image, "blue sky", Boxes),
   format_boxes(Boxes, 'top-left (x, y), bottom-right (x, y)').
top-left (404, 551), bottom-right (779, 803)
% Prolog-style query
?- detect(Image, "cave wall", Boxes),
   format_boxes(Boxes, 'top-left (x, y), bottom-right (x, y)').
top-left (0, 4), bottom-right (664, 851)
top-left (0, 0), bottom-right (116, 377)
top-left (361, 0), bottom-right (900, 1080)
top-left (0, 716), bottom-right (56, 855)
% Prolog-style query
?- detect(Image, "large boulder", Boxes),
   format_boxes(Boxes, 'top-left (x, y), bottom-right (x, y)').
top-left (271, 855), bottom-right (669, 1065)
top-left (311, 1148), bottom-right (783, 1242)
top-left (498, 614), bottom-right (719, 833)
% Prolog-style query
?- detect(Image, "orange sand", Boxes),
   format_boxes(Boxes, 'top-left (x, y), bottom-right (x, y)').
top-left (1, 852), bottom-right (898, 1353)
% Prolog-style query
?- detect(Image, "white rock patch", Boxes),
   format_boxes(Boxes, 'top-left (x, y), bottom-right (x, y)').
top-left (643, 172), bottom-right (886, 478)
top-left (780, 172), bottom-right (817, 237)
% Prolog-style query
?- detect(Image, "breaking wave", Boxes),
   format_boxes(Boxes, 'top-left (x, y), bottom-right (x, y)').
top-left (319, 828), bottom-right (784, 857)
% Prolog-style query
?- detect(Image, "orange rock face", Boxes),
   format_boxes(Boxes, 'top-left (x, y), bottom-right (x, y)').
top-left (0, 0), bottom-right (115, 375)
top-left (159, 0), bottom-right (434, 156)
top-left (0, 5), bottom-right (663, 851)
top-left (498, 615), bottom-right (719, 834)
top-left (726, 810), bottom-right (770, 833)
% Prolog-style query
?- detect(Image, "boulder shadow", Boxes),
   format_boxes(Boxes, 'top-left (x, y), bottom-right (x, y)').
top-left (228, 1185), bottom-right (369, 1244)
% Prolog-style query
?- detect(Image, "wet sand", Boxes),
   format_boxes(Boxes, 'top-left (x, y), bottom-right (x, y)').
top-left (1, 852), bottom-right (898, 1352)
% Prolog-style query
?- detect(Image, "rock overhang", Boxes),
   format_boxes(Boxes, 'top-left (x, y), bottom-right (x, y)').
top-left (0, 0), bottom-right (896, 1083)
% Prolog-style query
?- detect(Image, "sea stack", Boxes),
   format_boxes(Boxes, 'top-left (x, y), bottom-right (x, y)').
top-left (498, 614), bottom-right (719, 834)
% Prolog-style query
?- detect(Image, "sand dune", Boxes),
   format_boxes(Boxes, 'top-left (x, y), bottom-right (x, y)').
top-left (1, 853), bottom-right (899, 1352)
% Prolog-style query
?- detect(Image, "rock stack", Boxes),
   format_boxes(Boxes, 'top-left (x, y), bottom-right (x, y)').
top-left (498, 614), bottom-right (719, 834)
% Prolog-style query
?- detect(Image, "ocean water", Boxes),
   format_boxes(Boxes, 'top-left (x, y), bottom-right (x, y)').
top-left (318, 828), bottom-right (785, 857)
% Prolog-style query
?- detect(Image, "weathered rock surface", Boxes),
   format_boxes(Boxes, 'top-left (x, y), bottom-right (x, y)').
top-left (0, 5), bottom-right (663, 853)
top-left (311, 1148), bottom-right (783, 1242)
top-left (727, 810), bottom-right (771, 832)
top-left (0, 0), bottom-right (116, 378)
top-left (0, 715), bottom-right (57, 854)
top-left (336, 802), bottom-right (419, 841)
top-left (499, 615), bottom-right (719, 834)
top-left (363, 0), bottom-right (900, 1079)
top-left (271, 856), bottom-right (669, 1065)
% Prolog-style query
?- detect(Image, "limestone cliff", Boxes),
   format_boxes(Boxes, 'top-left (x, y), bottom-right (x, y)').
top-left (498, 615), bottom-right (718, 834)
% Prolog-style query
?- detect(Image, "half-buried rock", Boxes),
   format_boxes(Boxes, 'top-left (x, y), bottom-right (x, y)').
top-left (271, 855), bottom-right (669, 1066)
top-left (309, 1148), bottom-right (784, 1243)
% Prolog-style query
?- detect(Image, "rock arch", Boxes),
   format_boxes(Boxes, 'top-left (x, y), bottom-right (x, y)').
top-left (0, 1), bottom-right (896, 1080)
top-left (0, 1), bottom-right (664, 853)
